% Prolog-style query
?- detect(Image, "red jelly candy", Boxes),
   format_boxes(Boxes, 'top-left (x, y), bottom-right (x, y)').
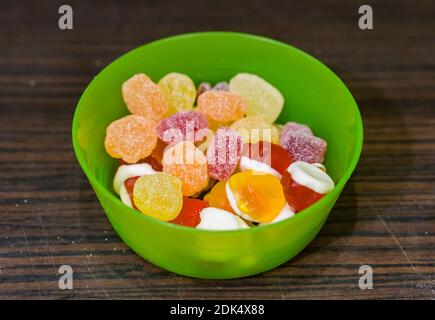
top-left (242, 141), bottom-right (294, 176)
top-left (142, 156), bottom-right (163, 171)
top-left (124, 176), bottom-right (140, 207)
top-left (281, 171), bottom-right (324, 212)
top-left (120, 156), bottom-right (162, 171)
top-left (207, 128), bottom-right (242, 180)
top-left (157, 111), bottom-right (208, 145)
top-left (170, 198), bottom-right (209, 227)
top-left (280, 131), bottom-right (327, 163)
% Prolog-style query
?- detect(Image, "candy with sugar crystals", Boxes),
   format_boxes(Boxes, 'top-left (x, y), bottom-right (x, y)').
top-left (281, 121), bottom-right (313, 136)
top-left (113, 163), bottom-right (156, 194)
top-left (197, 82), bottom-right (212, 97)
top-left (280, 130), bottom-right (327, 163)
top-left (122, 74), bottom-right (168, 122)
top-left (158, 72), bottom-right (196, 115)
top-left (213, 81), bottom-right (230, 92)
top-left (207, 128), bottom-right (242, 180)
top-left (156, 111), bottom-right (208, 145)
top-left (105, 115), bottom-right (157, 164)
top-left (162, 141), bottom-right (209, 196)
top-left (229, 73), bottom-right (284, 124)
top-left (133, 172), bottom-right (183, 221)
top-left (197, 91), bottom-right (246, 123)
top-left (280, 121), bottom-right (327, 163)
top-left (230, 116), bottom-right (280, 144)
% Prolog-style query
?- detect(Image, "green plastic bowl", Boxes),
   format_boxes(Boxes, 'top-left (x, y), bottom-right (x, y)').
top-left (72, 32), bottom-right (363, 279)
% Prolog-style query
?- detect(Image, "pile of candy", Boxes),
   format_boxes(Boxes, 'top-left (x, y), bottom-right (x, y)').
top-left (105, 72), bottom-right (335, 230)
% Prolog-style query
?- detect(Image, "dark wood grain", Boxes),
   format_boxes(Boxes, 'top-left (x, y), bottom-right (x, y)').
top-left (0, 0), bottom-right (434, 299)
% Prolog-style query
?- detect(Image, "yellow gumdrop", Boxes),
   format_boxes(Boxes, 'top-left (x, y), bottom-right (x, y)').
top-left (159, 73), bottom-right (196, 115)
top-left (229, 73), bottom-right (284, 123)
top-left (230, 116), bottom-right (279, 144)
top-left (133, 172), bottom-right (183, 221)
top-left (228, 171), bottom-right (285, 223)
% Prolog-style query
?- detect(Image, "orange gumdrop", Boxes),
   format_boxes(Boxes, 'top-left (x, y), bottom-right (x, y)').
top-left (151, 138), bottom-right (168, 164)
top-left (122, 74), bottom-right (168, 123)
top-left (204, 180), bottom-right (234, 213)
top-left (197, 91), bottom-right (246, 123)
top-left (227, 171), bottom-right (286, 223)
top-left (105, 115), bottom-right (157, 163)
top-left (162, 141), bottom-right (209, 196)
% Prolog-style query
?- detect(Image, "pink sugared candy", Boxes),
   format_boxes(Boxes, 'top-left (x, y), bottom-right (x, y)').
top-left (197, 82), bottom-right (212, 97)
top-left (213, 81), bottom-right (230, 92)
top-left (207, 128), bottom-right (242, 180)
top-left (281, 121), bottom-right (313, 136)
top-left (280, 121), bottom-right (327, 163)
top-left (197, 81), bottom-right (229, 97)
top-left (157, 111), bottom-right (208, 145)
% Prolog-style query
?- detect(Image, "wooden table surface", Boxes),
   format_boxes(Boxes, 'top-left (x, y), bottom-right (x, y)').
top-left (0, 0), bottom-right (434, 300)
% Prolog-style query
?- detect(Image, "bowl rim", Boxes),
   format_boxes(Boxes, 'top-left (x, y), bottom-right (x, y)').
top-left (72, 31), bottom-right (363, 235)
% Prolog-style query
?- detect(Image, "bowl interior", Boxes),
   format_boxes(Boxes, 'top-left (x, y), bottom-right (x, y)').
top-left (74, 32), bottom-right (362, 200)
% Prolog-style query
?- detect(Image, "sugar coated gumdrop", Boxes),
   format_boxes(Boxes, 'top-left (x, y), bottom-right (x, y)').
top-left (162, 141), bottom-right (209, 196)
top-left (230, 116), bottom-right (279, 144)
top-left (156, 111), bottom-right (208, 145)
top-left (204, 180), bottom-right (234, 213)
top-left (158, 72), bottom-right (196, 115)
top-left (281, 161), bottom-right (334, 212)
top-left (213, 81), bottom-right (230, 92)
top-left (197, 82), bottom-right (212, 97)
top-left (122, 74), bottom-right (168, 122)
top-left (170, 198), bottom-right (209, 228)
top-left (151, 139), bottom-right (167, 165)
top-left (240, 141), bottom-right (294, 178)
top-left (196, 128), bottom-right (215, 153)
top-left (226, 171), bottom-right (286, 223)
top-left (133, 172), bottom-right (183, 221)
top-left (113, 163), bottom-right (156, 194)
top-left (281, 121), bottom-right (313, 136)
top-left (280, 129), bottom-right (327, 163)
top-left (229, 73), bottom-right (284, 124)
top-left (197, 91), bottom-right (246, 123)
top-left (207, 128), bottom-right (242, 180)
top-left (105, 115), bottom-right (157, 164)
